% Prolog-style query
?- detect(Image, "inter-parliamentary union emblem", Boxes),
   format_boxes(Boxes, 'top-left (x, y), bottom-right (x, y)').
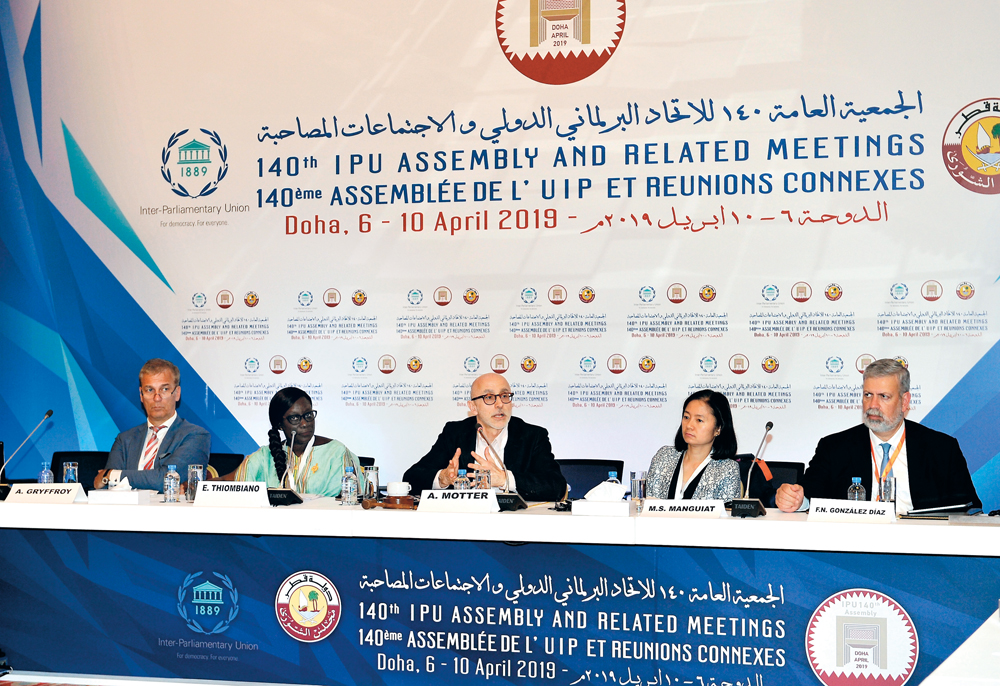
top-left (943, 98), bottom-right (1000, 194)
top-left (805, 588), bottom-right (917, 685)
top-left (177, 571), bottom-right (239, 635)
top-left (160, 128), bottom-right (228, 198)
top-left (275, 571), bottom-right (342, 643)
top-left (496, 0), bottom-right (626, 85)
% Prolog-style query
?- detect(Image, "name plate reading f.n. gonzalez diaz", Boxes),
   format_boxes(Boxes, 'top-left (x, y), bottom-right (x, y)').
top-left (417, 489), bottom-right (500, 513)
top-left (807, 497), bottom-right (895, 524)
top-left (5, 483), bottom-right (88, 504)
top-left (194, 481), bottom-right (270, 508)
top-left (640, 499), bottom-right (726, 519)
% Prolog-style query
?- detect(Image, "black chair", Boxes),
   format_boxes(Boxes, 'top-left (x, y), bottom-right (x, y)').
top-left (358, 456), bottom-right (375, 467)
top-left (734, 453), bottom-right (804, 506)
top-left (556, 459), bottom-right (625, 500)
top-left (208, 453), bottom-right (245, 479)
top-left (51, 451), bottom-right (109, 493)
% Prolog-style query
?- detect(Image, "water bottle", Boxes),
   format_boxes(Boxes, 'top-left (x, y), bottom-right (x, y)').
top-left (606, 471), bottom-right (621, 485)
top-left (454, 469), bottom-right (471, 490)
top-left (37, 461), bottom-right (54, 484)
top-left (847, 476), bottom-right (866, 501)
top-left (341, 465), bottom-right (359, 506)
top-left (163, 465), bottom-right (180, 502)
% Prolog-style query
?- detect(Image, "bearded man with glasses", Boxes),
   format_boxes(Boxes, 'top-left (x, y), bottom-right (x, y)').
top-left (94, 358), bottom-right (210, 491)
top-left (403, 373), bottom-right (566, 501)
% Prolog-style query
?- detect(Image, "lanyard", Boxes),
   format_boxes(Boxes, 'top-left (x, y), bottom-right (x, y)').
top-left (284, 435), bottom-right (316, 493)
top-left (870, 428), bottom-right (905, 499)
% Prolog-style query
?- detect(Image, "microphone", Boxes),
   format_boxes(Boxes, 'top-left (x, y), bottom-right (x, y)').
top-left (1, 410), bottom-right (54, 497)
top-left (476, 424), bottom-right (507, 483)
top-left (730, 421), bottom-right (773, 518)
top-left (477, 423), bottom-right (527, 512)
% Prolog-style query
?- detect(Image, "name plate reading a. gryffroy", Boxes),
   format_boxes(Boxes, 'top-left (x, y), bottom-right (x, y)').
top-left (194, 481), bottom-right (270, 508)
top-left (5, 483), bottom-right (88, 504)
top-left (417, 489), bottom-right (500, 513)
top-left (639, 498), bottom-right (726, 519)
top-left (807, 498), bottom-right (895, 524)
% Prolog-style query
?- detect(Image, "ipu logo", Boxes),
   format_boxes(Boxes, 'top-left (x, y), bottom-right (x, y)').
top-left (160, 128), bottom-right (228, 199)
top-left (177, 571), bottom-right (239, 635)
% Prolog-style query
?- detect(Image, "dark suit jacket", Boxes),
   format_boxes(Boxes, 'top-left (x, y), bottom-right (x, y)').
top-left (104, 417), bottom-right (211, 491)
top-left (403, 416), bottom-right (567, 501)
top-left (801, 420), bottom-right (981, 511)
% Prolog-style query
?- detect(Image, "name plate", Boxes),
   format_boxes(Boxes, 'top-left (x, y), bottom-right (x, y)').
top-left (417, 489), bottom-right (500, 513)
top-left (640, 499), bottom-right (726, 519)
top-left (194, 481), bottom-right (270, 508)
top-left (6, 483), bottom-right (88, 504)
top-left (807, 498), bottom-right (895, 524)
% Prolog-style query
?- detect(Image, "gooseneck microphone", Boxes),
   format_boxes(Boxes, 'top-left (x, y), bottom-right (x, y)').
top-left (729, 421), bottom-right (773, 518)
top-left (476, 423), bottom-right (509, 492)
top-left (744, 421), bottom-right (773, 494)
top-left (0, 409), bottom-right (54, 484)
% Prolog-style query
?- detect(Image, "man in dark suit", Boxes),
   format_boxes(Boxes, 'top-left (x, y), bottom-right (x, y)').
top-left (403, 372), bottom-right (566, 501)
top-left (94, 358), bottom-right (210, 491)
top-left (776, 358), bottom-right (981, 513)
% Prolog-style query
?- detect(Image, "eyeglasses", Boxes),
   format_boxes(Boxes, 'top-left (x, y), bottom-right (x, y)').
top-left (470, 392), bottom-right (513, 405)
top-left (141, 385), bottom-right (177, 397)
top-left (284, 410), bottom-right (318, 425)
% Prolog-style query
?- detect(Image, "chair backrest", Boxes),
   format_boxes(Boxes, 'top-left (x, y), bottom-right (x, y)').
top-left (358, 456), bottom-right (375, 467)
top-left (556, 458), bottom-right (625, 499)
top-left (208, 453), bottom-right (245, 479)
top-left (733, 453), bottom-right (804, 505)
top-left (766, 460), bottom-right (804, 489)
top-left (51, 451), bottom-right (109, 493)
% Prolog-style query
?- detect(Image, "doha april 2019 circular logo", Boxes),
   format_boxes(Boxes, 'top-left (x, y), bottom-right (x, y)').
top-left (496, 1), bottom-right (626, 85)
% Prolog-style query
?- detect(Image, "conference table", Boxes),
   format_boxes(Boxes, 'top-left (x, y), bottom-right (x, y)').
top-left (1, 498), bottom-right (998, 685)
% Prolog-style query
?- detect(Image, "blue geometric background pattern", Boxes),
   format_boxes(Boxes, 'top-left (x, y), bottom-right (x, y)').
top-left (0, 1), bottom-right (254, 477)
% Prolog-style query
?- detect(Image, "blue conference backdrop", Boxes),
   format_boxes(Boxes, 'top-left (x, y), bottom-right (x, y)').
top-left (0, 528), bottom-right (996, 685)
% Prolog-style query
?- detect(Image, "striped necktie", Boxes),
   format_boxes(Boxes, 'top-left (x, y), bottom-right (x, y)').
top-left (141, 425), bottom-right (167, 470)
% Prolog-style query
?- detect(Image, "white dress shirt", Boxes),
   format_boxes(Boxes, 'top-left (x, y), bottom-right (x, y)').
top-left (869, 422), bottom-right (911, 513)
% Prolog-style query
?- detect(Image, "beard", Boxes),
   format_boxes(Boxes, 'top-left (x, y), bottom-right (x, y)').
top-left (863, 406), bottom-right (903, 434)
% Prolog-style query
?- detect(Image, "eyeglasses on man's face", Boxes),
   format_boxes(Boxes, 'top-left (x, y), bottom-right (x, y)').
top-left (470, 392), bottom-right (513, 405)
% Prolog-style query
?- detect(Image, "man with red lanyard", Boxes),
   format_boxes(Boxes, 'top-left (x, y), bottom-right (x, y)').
top-left (776, 358), bottom-right (981, 513)
top-left (94, 358), bottom-right (211, 491)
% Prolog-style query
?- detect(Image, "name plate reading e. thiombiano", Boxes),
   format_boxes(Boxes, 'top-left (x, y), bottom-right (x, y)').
top-left (194, 481), bottom-right (270, 508)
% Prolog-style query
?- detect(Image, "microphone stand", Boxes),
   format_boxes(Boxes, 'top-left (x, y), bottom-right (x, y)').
top-left (1, 410), bottom-right (53, 500)
top-left (729, 422), bottom-right (773, 518)
top-left (477, 424), bottom-right (527, 511)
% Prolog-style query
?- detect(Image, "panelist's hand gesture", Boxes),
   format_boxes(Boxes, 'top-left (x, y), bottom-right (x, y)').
top-left (437, 448), bottom-right (461, 488)
top-left (775, 483), bottom-right (805, 512)
top-left (470, 449), bottom-right (507, 489)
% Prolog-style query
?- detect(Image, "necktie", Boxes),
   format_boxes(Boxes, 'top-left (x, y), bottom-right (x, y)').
top-left (141, 425), bottom-right (166, 470)
top-left (880, 443), bottom-right (893, 478)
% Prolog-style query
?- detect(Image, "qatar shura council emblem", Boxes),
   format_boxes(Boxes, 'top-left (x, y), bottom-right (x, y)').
top-left (943, 98), bottom-right (1000, 194)
top-left (275, 571), bottom-right (342, 643)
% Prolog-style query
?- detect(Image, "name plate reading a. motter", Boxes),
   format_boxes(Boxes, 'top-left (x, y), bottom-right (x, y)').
top-left (807, 498), bottom-right (895, 524)
top-left (194, 481), bottom-right (270, 508)
top-left (640, 499), bottom-right (726, 519)
top-left (5, 483), bottom-right (88, 504)
top-left (417, 489), bottom-right (500, 513)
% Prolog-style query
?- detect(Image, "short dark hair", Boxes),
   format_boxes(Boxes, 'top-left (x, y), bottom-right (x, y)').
top-left (673, 389), bottom-right (738, 459)
top-left (139, 358), bottom-right (180, 386)
top-left (863, 358), bottom-right (910, 394)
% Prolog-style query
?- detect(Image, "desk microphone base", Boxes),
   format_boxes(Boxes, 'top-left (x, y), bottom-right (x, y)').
top-left (497, 492), bottom-right (527, 511)
top-left (267, 488), bottom-right (303, 506)
top-left (730, 498), bottom-right (766, 518)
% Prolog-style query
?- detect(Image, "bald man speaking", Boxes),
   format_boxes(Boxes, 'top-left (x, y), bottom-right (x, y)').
top-left (403, 373), bottom-right (567, 501)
